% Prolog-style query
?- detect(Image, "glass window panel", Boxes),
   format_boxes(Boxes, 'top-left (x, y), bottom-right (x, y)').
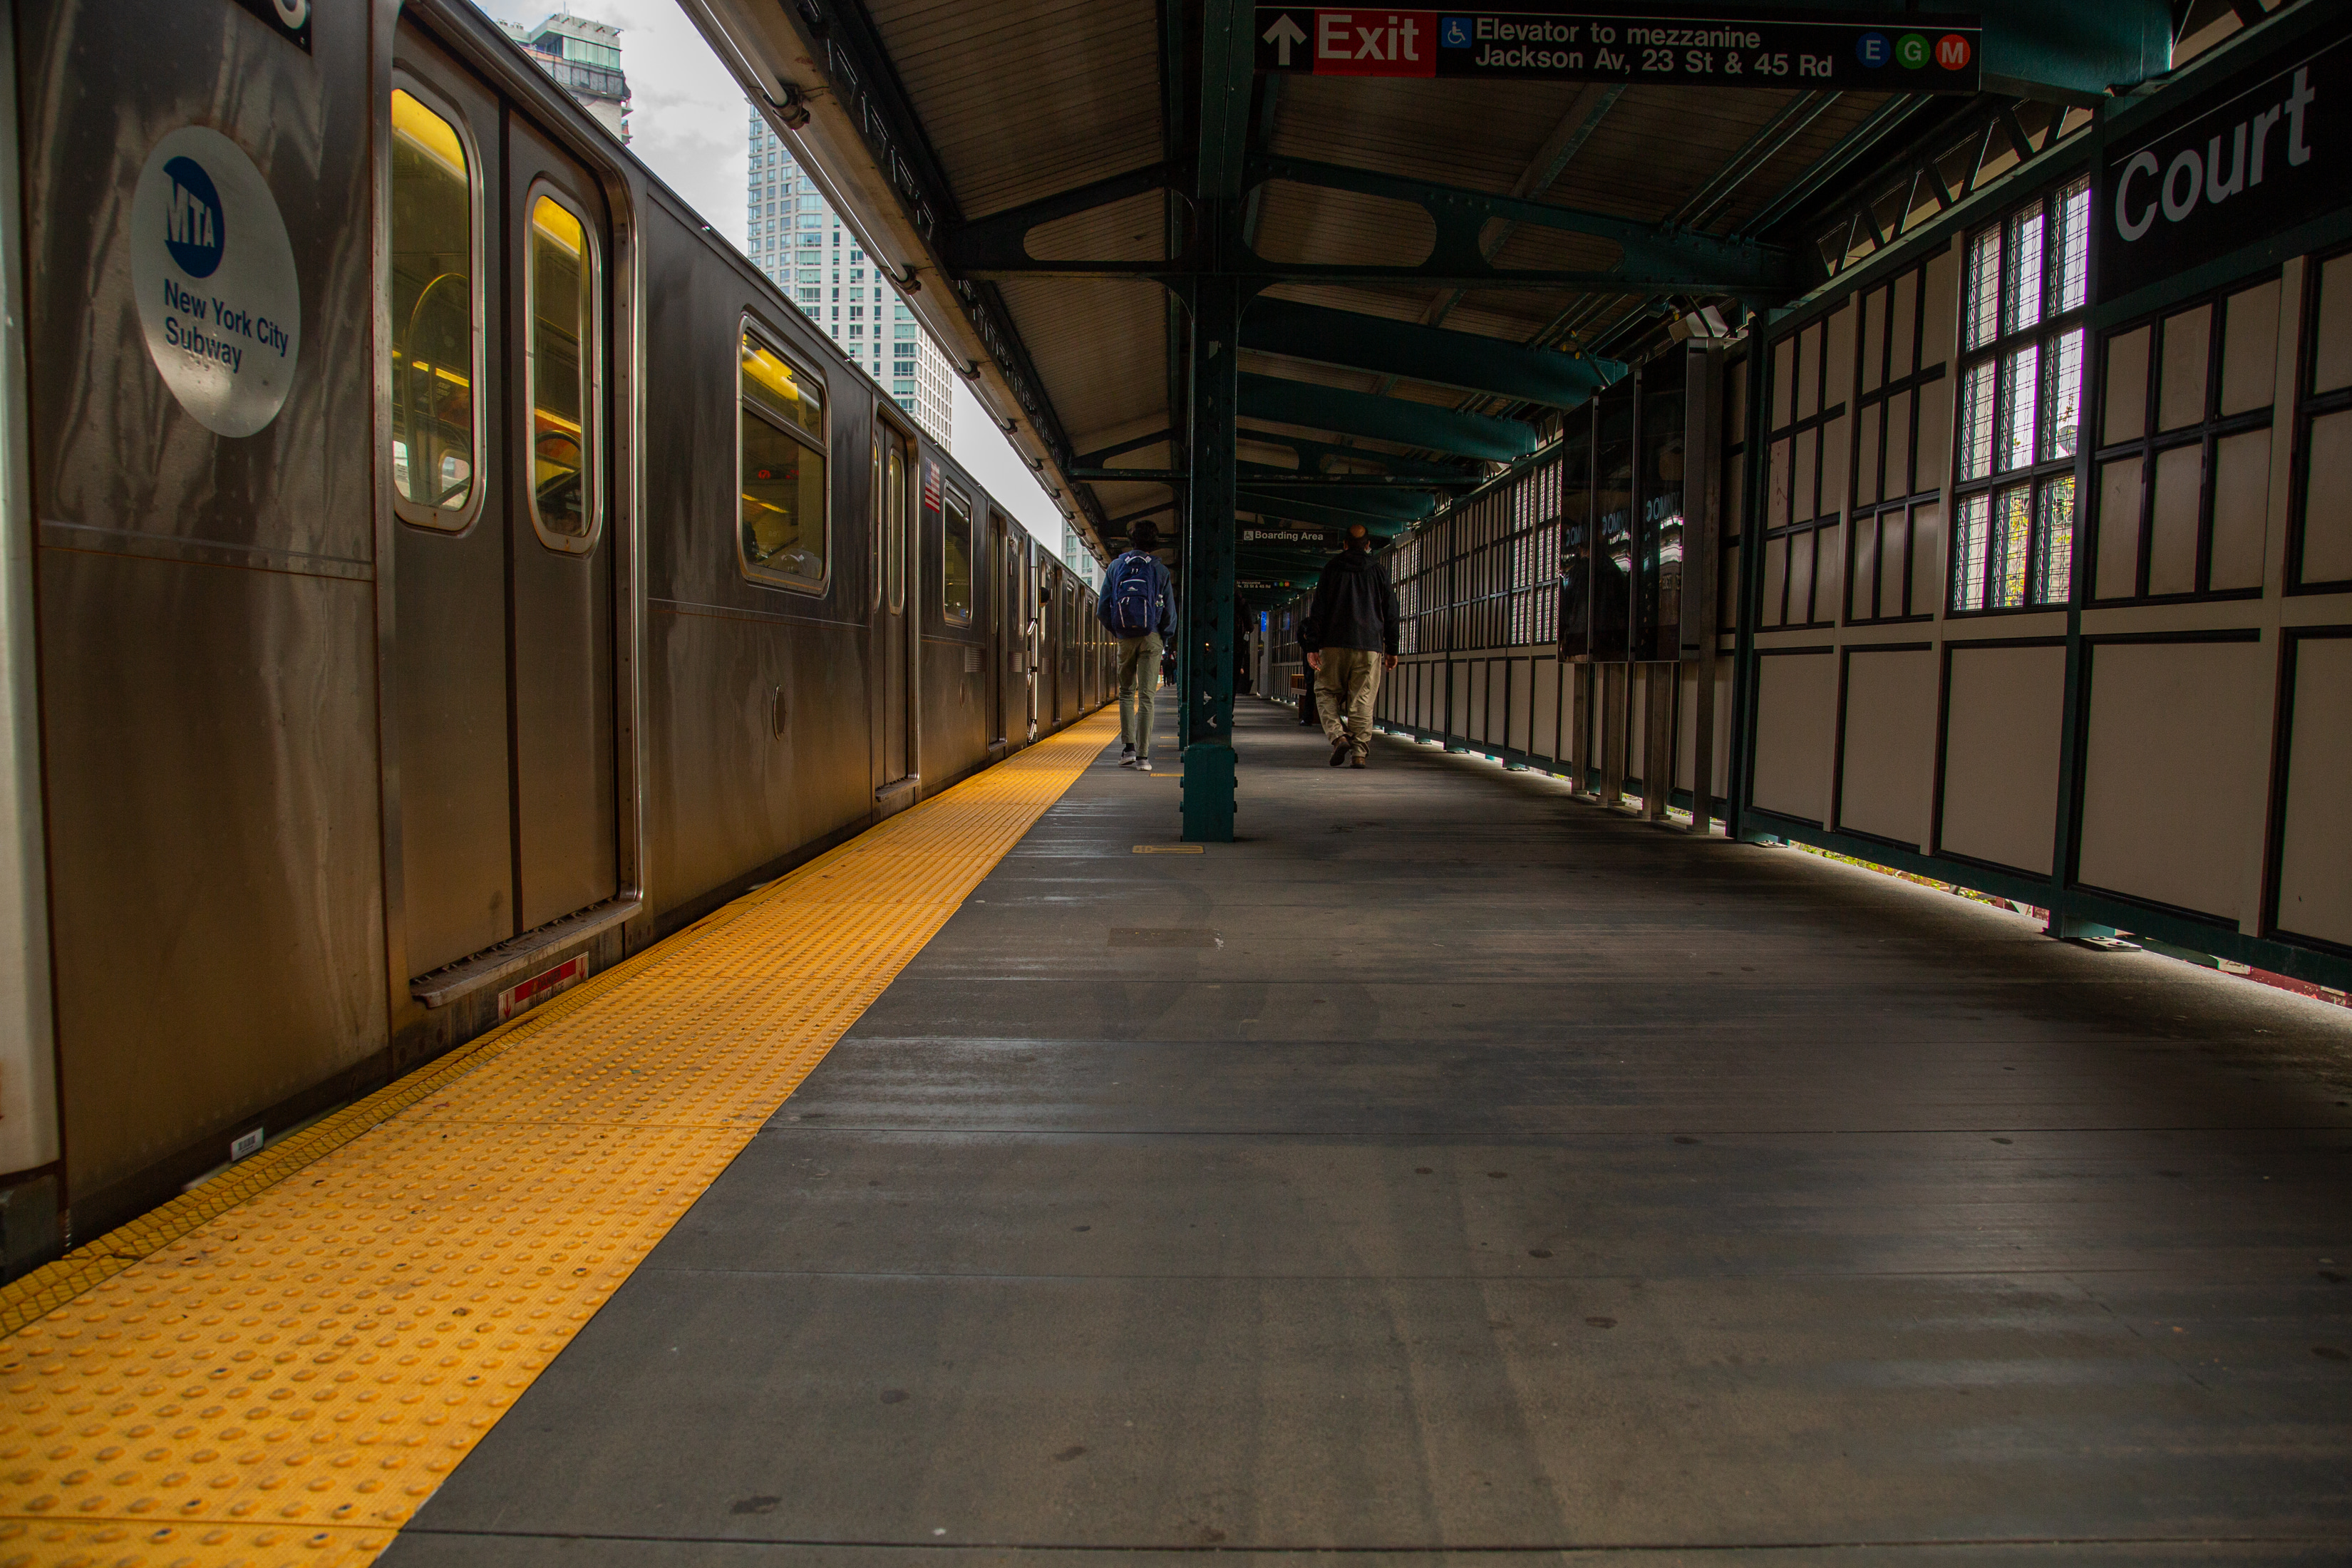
top-left (2003, 206), bottom-right (2046, 337)
top-left (1999, 343), bottom-right (2040, 473)
top-left (2315, 253), bottom-right (2352, 395)
top-left (389, 88), bottom-right (475, 516)
top-left (2033, 475), bottom-right (2075, 606)
top-left (527, 195), bottom-right (594, 541)
top-left (2041, 329), bottom-right (2083, 465)
top-left (1951, 492), bottom-right (1989, 611)
top-left (1963, 227), bottom-right (2002, 352)
top-left (2157, 305), bottom-right (2212, 431)
top-left (1907, 502), bottom-right (1939, 615)
top-left (741, 334), bottom-right (824, 439)
top-left (2048, 178), bottom-right (2090, 316)
top-left (740, 333), bottom-right (827, 588)
top-left (1760, 536), bottom-right (1788, 628)
top-left (1957, 361), bottom-right (1994, 481)
top-left (1770, 339), bottom-right (1795, 428)
top-left (1797, 324), bottom-right (1821, 420)
top-left (1883, 511), bottom-right (1909, 615)
top-left (2147, 443), bottom-right (2202, 594)
top-left (942, 490), bottom-right (974, 621)
top-left (885, 442), bottom-right (905, 614)
top-left (740, 409), bottom-right (825, 585)
top-left (2209, 430), bottom-right (2269, 590)
top-left (2101, 326), bottom-right (2152, 446)
top-left (2219, 279), bottom-right (2281, 416)
top-left (1850, 514), bottom-right (1877, 619)
top-left (2095, 457), bottom-right (2144, 600)
top-left (1991, 485), bottom-right (2031, 609)
top-left (1768, 437), bottom-right (1792, 528)
top-left (2301, 408), bottom-right (2352, 583)
top-left (1718, 542), bottom-right (1741, 631)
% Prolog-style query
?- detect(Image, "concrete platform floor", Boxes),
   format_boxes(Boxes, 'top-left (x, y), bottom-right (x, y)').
top-left (387, 697), bottom-right (2352, 1564)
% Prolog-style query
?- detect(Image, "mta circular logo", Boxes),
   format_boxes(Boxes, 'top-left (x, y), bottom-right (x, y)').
top-left (162, 155), bottom-right (225, 279)
top-left (1856, 32), bottom-right (1890, 68)
top-left (1896, 32), bottom-right (1931, 68)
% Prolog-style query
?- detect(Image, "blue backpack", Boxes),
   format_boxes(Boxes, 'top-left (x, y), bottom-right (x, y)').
top-left (1101, 551), bottom-right (1158, 637)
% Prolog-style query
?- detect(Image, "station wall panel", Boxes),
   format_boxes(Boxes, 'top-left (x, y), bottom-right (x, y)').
top-left (1836, 646), bottom-right (1936, 849)
top-left (1530, 659), bottom-right (1560, 761)
top-left (2076, 637), bottom-right (2269, 922)
top-left (1751, 651), bottom-right (1835, 824)
top-left (2274, 634), bottom-right (2352, 949)
top-left (1674, 661), bottom-right (1733, 797)
top-left (1938, 643), bottom-right (2065, 875)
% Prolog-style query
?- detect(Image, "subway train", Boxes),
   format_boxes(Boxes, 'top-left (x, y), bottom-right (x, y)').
top-left (0, 0), bottom-right (1114, 1264)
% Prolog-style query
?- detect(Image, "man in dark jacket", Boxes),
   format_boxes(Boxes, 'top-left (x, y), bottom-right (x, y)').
top-left (1299, 525), bottom-right (1401, 768)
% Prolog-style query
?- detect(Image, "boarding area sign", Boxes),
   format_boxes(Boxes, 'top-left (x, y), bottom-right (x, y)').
top-left (1254, 6), bottom-right (1981, 91)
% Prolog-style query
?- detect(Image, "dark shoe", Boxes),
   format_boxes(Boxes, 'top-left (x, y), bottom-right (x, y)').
top-left (1350, 751), bottom-right (1367, 768)
top-left (1329, 739), bottom-right (1351, 768)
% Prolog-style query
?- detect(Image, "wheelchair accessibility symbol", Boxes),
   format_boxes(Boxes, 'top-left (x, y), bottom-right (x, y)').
top-left (1441, 16), bottom-right (1472, 48)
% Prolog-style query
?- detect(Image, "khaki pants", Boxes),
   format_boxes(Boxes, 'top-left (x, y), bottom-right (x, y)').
top-left (1315, 646), bottom-right (1383, 753)
top-left (1116, 633), bottom-right (1161, 758)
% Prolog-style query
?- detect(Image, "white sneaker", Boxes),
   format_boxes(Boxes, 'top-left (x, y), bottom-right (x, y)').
top-left (1137, 758), bottom-right (1152, 773)
top-left (1120, 755), bottom-right (1138, 768)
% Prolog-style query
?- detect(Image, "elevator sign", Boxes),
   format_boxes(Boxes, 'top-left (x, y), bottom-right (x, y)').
top-left (1253, 6), bottom-right (1981, 91)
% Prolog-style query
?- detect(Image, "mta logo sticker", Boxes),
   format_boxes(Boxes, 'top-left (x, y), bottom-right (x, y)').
top-left (163, 156), bottom-right (225, 278)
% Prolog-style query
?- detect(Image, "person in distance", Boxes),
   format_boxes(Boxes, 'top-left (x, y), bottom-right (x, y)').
top-left (1096, 520), bottom-right (1176, 773)
top-left (1299, 524), bottom-right (1400, 769)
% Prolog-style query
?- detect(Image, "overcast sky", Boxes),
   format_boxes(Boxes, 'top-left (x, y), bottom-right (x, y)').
top-left (470, 1), bottom-right (1079, 559)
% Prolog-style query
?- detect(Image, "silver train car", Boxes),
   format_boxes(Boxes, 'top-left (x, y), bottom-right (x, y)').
top-left (0, 0), bottom-right (1115, 1264)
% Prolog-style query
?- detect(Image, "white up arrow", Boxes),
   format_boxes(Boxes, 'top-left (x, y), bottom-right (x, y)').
top-left (1262, 13), bottom-right (1308, 65)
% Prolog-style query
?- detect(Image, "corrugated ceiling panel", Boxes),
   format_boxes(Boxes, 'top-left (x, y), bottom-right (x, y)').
top-left (865, 0), bottom-right (1163, 218)
top-left (992, 276), bottom-right (1167, 450)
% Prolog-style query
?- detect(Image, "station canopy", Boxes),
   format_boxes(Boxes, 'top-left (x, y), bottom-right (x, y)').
top-left (686, 0), bottom-right (2213, 595)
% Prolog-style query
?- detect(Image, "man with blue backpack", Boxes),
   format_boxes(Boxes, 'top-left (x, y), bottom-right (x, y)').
top-left (1097, 520), bottom-right (1176, 773)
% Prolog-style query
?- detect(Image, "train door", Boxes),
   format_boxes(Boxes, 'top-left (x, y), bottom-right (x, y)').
top-left (988, 511), bottom-right (1011, 748)
top-left (1041, 564), bottom-right (1062, 726)
top-left (388, 29), bottom-right (619, 984)
top-left (872, 417), bottom-right (916, 790)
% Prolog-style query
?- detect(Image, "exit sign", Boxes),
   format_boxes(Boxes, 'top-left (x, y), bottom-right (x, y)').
top-left (1254, 6), bottom-right (1982, 92)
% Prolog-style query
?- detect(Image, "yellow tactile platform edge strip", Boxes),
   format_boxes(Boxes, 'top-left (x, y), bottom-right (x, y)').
top-left (0, 711), bottom-right (1120, 1568)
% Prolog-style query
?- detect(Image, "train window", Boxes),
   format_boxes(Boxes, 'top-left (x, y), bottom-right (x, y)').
top-left (869, 430), bottom-right (884, 610)
top-left (884, 438), bottom-right (907, 615)
top-left (738, 329), bottom-right (827, 591)
top-left (389, 88), bottom-right (480, 527)
top-left (942, 487), bottom-right (973, 622)
top-left (526, 191), bottom-right (599, 550)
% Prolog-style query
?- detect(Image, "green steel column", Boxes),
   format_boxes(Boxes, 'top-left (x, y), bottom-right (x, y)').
top-left (1181, 269), bottom-right (1240, 842)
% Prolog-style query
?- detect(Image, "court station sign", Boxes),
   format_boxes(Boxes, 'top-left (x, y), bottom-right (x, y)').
top-left (1254, 6), bottom-right (1981, 91)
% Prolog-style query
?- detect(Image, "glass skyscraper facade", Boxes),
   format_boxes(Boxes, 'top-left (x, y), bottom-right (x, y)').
top-left (745, 105), bottom-right (952, 445)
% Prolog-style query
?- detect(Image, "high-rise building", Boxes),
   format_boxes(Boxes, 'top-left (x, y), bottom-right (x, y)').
top-left (501, 14), bottom-right (629, 141)
top-left (746, 105), bottom-right (952, 447)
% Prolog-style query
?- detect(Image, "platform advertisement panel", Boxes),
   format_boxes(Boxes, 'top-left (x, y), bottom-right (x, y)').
top-left (1252, 6), bottom-right (1981, 91)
